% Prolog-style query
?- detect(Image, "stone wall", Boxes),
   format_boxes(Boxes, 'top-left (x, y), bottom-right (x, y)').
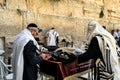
top-left (0, 0), bottom-right (120, 47)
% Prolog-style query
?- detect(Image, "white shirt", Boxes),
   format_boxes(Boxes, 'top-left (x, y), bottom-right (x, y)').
top-left (46, 29), bottom-right (59, 46)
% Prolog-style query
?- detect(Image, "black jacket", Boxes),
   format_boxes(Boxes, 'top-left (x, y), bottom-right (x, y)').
top-left (78, 36), bottom-right (103, 62)
top-left (78, 36), bottom-right (104, 80)
top-left (23, 40), bottom-right (43, 80)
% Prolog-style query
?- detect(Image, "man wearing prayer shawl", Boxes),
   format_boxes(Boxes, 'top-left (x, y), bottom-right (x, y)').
top-left (12, 23), bottom-right (46, 80)
top-left (78, 20), bottom-right (120, 80)
top-left (46, 27), bottom-right (59, 46)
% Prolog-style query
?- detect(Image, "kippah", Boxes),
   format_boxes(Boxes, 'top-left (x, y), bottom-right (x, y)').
top-left (51, 27), bottom-right (55, 29)
top-left (27, 23), bottom-right (38, 29)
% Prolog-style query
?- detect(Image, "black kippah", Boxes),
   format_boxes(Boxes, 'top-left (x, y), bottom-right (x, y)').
top-left (27, 23), bottom-right (38, 29)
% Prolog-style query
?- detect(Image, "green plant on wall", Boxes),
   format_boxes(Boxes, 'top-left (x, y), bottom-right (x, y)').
top-left (17, 9), bottom-right (22, 16)
top-left (54, 0), bottom-right (60, 1)
top-left (50, 0), bottom-right (60, 2)
top-left (99, 8), bottom-right (104, 18)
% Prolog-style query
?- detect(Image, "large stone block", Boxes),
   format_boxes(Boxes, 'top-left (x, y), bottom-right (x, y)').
top-left (104, 0), bottom-right (119, 11)
top-left (7, 0), bottom-right (27, 11)
top-left (0, 9), bottom-right (22, 36)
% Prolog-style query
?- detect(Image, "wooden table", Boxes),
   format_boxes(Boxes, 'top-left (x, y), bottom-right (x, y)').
top-left (40, 54), bottom-right (94, 80)
top-left (40, 58), bottom-right (78, 80)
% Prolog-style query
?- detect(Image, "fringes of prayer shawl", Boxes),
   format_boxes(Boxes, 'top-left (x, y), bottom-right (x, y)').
top-left (96, 59), bottom-right (114, 80)
top-left (116, 46), bottom-right (120, 57)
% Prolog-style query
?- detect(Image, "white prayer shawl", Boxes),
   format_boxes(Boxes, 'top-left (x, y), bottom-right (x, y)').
top-left (46, 29), bottom-right (59, 46)
top-left (87, 20), bottom-right (120, 80)
top-left (12, 29), bottom-right (39, 80)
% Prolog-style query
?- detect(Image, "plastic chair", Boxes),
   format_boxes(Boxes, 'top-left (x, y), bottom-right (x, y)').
top-left (0, 58), bottom-right (13, 80)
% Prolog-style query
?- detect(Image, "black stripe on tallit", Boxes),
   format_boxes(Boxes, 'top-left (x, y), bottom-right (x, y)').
top-left (106, 44), bottom-right (112, 74)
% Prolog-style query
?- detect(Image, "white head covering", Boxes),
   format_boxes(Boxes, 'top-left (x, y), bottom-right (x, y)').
top-left (12, 29), bottom-right (39, 80)
top-left (86, 20), bottom-right (120, 80)
top-left (87, 20), bottom-right (116, 44)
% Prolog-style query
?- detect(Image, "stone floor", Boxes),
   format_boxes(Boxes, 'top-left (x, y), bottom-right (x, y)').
top-left (0, 73), bottom-right (55, 80)
top-left (38, 72), bottom-right (55, 80)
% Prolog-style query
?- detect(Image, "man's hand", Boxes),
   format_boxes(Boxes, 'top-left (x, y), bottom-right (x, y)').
top-left (40, 53), bottom-right (46, 59)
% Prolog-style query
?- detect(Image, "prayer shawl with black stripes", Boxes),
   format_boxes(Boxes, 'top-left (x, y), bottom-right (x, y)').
top-left (86, 20), bottom-right (120, 80)
top-left (95, 35), bottom-right (114, 80)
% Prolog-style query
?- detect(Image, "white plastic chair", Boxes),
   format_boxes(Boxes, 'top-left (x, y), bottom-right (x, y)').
top-left (0, 58), bottom-right (13, 80)
top-left (0, 50), bottom-right (5, 79)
